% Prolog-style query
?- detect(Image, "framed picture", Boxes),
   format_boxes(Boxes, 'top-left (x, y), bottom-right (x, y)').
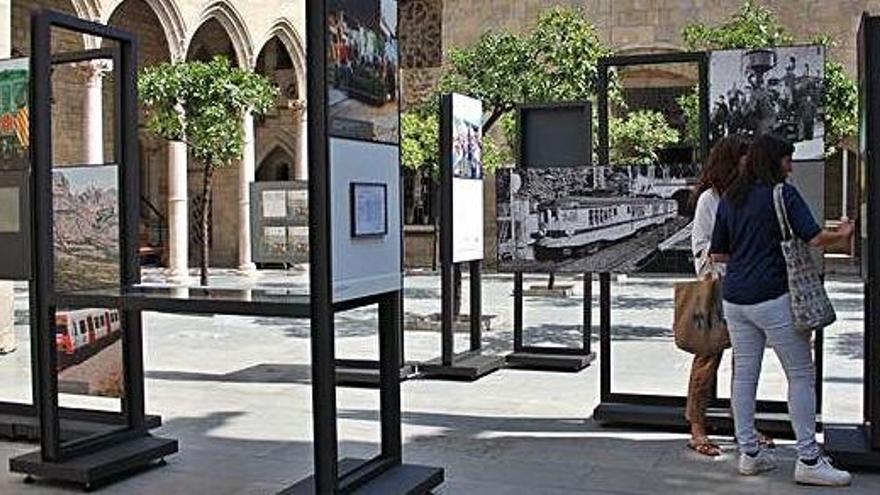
top-left (350, 181), bottom-right (387, 237)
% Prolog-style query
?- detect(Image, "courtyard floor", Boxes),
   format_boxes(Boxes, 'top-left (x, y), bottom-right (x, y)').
top-left (0, 269), bottom-right (878, 494)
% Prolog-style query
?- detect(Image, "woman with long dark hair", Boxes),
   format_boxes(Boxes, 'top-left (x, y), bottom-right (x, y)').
top-left (710, 134), bottom-right (853, 485)
top-left (686, 135), bottom-right (748, 457)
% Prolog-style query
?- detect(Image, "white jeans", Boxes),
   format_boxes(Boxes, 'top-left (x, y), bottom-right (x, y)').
top-left (723, 294), bottom-right (821, 460)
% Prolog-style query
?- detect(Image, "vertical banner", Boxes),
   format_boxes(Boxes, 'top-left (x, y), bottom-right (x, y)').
top-left (443, 93), bottom-right (484, 263)
top-left (326, 0), bottom-right (403, 302)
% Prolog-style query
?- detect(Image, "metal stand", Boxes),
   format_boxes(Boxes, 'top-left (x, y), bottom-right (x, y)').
top-left (592, 274), bottom-right (821, 439)
top-left (284, 2), bottom-right (444, 492)
top-left (505, 272), bottom-right (596, 371)
top-left (420, 261), bottom-right (504, 380)
top-left (0, 403), bottom-right (161, 442)
top-left (9, 12), bottom-right (177, 488)
top-left (419, 93), bottom-right (503, 381)
top-left (825, 13), bottom-right (880, 470)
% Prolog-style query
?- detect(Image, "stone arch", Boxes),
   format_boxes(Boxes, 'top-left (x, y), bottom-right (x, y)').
top-left (257, 18), bottom-right (307, 100)
top-left (257, 144), bottom-right (296, 182)
top-left (189, 0), bottom-right (254, 68)
top-left (103, 0), bottom-right (186, 61)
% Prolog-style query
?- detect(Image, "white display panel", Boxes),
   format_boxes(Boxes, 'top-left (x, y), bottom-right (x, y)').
top-left (330, 137), bottom-right (402, 302)
top-left (450, 93), bottom-right (484, 262)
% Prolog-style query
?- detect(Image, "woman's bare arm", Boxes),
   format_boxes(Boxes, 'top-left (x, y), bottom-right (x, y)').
top-left (809, 220), bottom-right (854, 248)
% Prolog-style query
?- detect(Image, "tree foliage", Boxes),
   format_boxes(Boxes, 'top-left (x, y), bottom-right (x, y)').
top-left (139, 57), bottom-right (278, 285)
top-left (679, 0), bottom-right (857, 153)
top-left (610, 111), bottom-right (679, 165)
top-left (437, 7), bottom-right (613, 135)
top-left (140, 57), bottom-right (278, 169)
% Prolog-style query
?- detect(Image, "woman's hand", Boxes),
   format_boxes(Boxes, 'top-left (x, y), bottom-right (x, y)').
top-left (809, 218), bottom-right (855, 247)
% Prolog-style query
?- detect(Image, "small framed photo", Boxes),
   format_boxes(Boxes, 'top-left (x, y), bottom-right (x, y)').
top-left (350, 182), bottom-right (388, 238)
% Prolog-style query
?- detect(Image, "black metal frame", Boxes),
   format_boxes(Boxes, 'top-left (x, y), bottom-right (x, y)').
top-left (505, 101), bottom-right (597, 371)
top-left (592, 52), bottom-right (823, 437)
top-left (825, 13), bottom-right (880, 469)
top-left (418, 93), bottom-right (504, 381)
top-left (283, 1), bottom-right (443, 493)
top-left (7, 10), bottom-right (178, 489)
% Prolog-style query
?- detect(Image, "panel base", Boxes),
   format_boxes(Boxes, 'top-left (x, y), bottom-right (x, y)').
top-left (0, 405), bottom-right (162, 442)
top-left (335, 360), bottom-right (418, 388)
top-left (419, 351), bottom-right (505, 381)
top-left (592, 402), bottom-right (807, 439)
top-left (522, 285), bottom-right (575, 298)
top-left (824, 424), bottom-right (880, 470)
top-left (505, 351), bottom-right (595, 372)
top-left (282, 458), bottom-right (444, 495)
top-left (8, 434), bottom-right (178, 490)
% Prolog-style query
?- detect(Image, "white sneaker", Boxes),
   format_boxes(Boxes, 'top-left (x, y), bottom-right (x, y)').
top-left (795, 456), bottom-right (852, 487)
top-left (739, 450), bottom-right (777, 476)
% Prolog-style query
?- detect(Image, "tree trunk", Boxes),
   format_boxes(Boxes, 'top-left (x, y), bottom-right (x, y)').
top-left (482, 107), bottom-right (507, 135)
top-left (547, 272), bottom-right (556, 290)
top-left (199, 165), bottom-right (215, 287)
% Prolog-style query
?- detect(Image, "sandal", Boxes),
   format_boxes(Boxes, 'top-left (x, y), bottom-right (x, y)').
top-left (758, 432), bottom-right (776, 449)
top-left (688, 437), bottom-right (722, 457)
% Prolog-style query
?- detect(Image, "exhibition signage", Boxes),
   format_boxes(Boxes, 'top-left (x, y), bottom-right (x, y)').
top-left (448, 93), bottom-right (484, 263)
top-left (418, 93), bottom-right (502, 381)
top-left (0, 57), bottom-right (30, 280)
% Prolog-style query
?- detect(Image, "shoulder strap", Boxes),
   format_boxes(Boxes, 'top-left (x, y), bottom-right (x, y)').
top-left (772, 183), bottom-right (793, 241)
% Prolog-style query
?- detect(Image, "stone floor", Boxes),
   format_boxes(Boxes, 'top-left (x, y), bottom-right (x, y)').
top-left (0, 269), bottom-right (878, 494)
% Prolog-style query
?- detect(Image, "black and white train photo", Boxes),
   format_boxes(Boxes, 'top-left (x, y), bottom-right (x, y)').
top-left (496, 164), bottom-right (699, 273)
top-left (709, 45), bottom-right (825, 160)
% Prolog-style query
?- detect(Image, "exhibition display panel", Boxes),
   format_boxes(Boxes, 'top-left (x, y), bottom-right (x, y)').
top-left (7, 11), bottom-right (177, 489)
top-left (591, 51), bottom-right (825, 438)
top-left (824, 13), bottom-right (880, 469)
top-left (282, 1), bottom-right (444, 493)
top-left (498, 102), bottom-right (596, 372)
top-left (419, 93), bottom-right (504, 381)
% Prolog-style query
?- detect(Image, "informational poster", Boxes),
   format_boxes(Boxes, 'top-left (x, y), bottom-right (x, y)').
top-left (251, 182), bottom-right (309, 265)
top-left (331, 138), bottom-right (401, 302)
top-left (56, 307), bottom-right (124, 398)
top-left (709, 45), bottom-right (825, 161)
top-left (327, 0), bottom-right (399, 144)
top-left (53, 165), bottom-right (120, 293)
top-left (0, 57), bottom-right (31, 280)
top-left (496, 164), bottom-right (696, 273)
top-left (350, 182), bottom-right (387, 237)
top-left (449, 94), bottom-right (485, 263)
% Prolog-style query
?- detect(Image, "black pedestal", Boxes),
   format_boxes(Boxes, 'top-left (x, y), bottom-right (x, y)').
top-left (505, 351), bottom-right (595, 372)
top-left (9, 435), bottom-right (178, 490)
top-left (593, 402), bottom-right (806, 439)
top-left (825, 425), bottom-right (880, 470)
top-left (282, 458), bottom-right (444, 495)
top-left (419, 351), bottom-right (505, 381)
top-left (0, 407), bottom-right (162, 442)
top-left (335, 359), bottom-right (418, 388)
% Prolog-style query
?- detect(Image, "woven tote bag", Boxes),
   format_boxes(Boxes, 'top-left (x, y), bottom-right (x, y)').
top-left (772, 184), bottom-right (836, 332)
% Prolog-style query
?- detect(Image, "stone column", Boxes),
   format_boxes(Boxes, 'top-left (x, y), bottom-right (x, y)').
top-left (0, 0), bottom-right (15, 354)
top-left (291, 100), bottom-right (308, 181)
top-left (80, 61), bottom-right (110, 165)
top-left (167, 140), bottom-right (189, 284)
top-left (238, 110), bottom-right (257, 273)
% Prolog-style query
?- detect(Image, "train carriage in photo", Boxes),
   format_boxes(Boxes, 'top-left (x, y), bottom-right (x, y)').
top-left (55, 308), bottom-right (122, 357)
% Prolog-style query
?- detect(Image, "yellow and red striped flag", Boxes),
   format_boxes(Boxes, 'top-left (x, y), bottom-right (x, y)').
top-left (14, 106), bottom-right (28, 149)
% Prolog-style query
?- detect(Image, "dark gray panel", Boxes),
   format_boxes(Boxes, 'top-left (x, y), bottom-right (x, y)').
top-left (520, 103), bottom-right (592, 168)
top-left (0, 170), bottom-right (29, 280)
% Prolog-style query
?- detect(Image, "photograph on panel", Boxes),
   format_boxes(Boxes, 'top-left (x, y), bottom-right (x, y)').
top-left (709, 45), bottom-right (825, 160)
top-left (327, 0), bottom-right (400, 144)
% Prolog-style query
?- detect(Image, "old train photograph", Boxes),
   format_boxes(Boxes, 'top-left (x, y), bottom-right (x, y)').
top-left (496, 164), bottom-right (698, 273)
